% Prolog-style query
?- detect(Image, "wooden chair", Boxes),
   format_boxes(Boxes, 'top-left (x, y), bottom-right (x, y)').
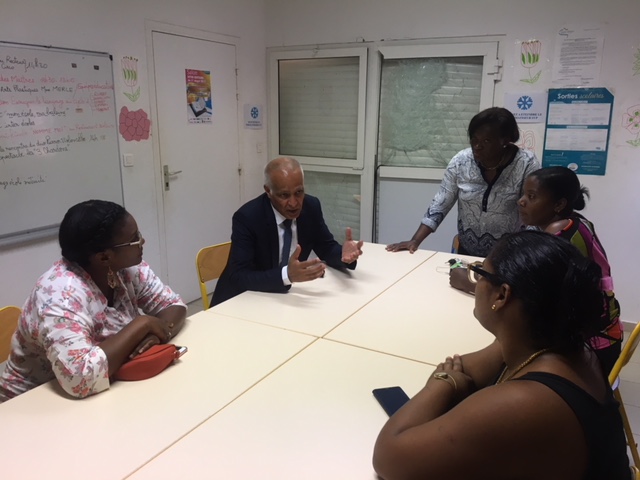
top-left (609, 322), bottom-right (640, 470)
top-left (451, 234), bottom-right (459, 254)
top-left (0, 306), bottom-right (21, 362)
top-left (195, 242), bottom-right (231, 311)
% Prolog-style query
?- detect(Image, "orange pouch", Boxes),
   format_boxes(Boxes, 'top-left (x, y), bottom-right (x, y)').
top-left (114, 344), bottom-right (179, 381)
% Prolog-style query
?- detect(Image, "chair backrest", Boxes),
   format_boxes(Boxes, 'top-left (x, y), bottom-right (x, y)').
top-left (195, 242), bottom-right (231, 311)
top-left (451, 234), bottom-right (459, 254)
top-left (609, 321), bottom-right (640, 385)
top-left (0, 306), bottom-right (21, 362)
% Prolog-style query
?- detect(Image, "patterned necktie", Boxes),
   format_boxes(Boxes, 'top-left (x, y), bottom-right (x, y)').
top-left (280, 219), bottom-right (292, 268)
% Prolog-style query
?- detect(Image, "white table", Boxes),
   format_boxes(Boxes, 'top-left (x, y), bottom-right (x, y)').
top-left (326, 251), bottom-right (495, 364)
top-left (127, 339), bottom-right (433, 480)
top-left (0, 313), bottom-right (315, 480)
top-left (212, 242), bottom-right (436, 336)
top-left (1, 246), bottom-right (489, 480)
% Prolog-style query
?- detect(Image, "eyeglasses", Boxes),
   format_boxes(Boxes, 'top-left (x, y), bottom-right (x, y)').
top-left (110, 231), bottom-right (143, 249)
top-left (467, 261), bottom-right (505, 285)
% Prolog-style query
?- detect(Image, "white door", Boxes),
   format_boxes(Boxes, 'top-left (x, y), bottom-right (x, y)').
top-left (152, 30), bottom-right (240, 303)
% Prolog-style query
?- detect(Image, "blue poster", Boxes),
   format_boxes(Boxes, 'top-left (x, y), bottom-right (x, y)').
top-left (542, 88), bottom-right (613, 176)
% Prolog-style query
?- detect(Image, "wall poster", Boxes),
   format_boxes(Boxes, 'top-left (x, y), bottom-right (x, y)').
top-left (186, 69), bottom-right (212, 124)
top-left (542, 88), bottom-right (613, 176)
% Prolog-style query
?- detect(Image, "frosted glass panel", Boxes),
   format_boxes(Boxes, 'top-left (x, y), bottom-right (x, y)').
top-left (279, 58), bottom-right (359, 160)
top-left (304, 171), bottom-right (361, 243)
top-left (378, 56), bottom-right (483, 168)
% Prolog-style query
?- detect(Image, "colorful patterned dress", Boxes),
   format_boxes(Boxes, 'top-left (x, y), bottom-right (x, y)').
top-left (0, 259), bottom-right (184, 402)
top-left (556, 213), bottom-right (622, 362)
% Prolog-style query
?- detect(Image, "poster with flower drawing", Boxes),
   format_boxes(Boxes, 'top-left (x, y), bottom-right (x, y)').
top-left (633, 48), bottom-right (640, 76)
top-left (520, 40), bottom-right (542, 84)
top-left (121, 56), bottom-right (140, 102)
top-left (622, 105), bottom-right (640, 147)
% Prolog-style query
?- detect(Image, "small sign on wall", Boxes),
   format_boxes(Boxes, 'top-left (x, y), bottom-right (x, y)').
top-left (504, 92), bottom-right (547, 124)
top-left (244, 104), bottom-right (263, 129)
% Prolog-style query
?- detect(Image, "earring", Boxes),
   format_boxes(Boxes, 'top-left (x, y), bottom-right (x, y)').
top-left (107, 267), bottom-right (117, 289)
top-left (491, 304), bottom-right (496, 310)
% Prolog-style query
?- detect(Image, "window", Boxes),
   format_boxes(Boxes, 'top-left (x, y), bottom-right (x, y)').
top-left (268, 40), bottom-right (501, 244)
top-left (269, 48), bottom-right (367, 169)
top-left (374, 42), bottom-right (499, 246)
top-left (304, 170), bottom-right (361, 243)
top-left (378, 56), bottom-right (484, 169)
top-left (279, 57), bottom-right (359, 160)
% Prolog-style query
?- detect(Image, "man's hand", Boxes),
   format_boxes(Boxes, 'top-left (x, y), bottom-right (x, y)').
top-left (287, 244), bottom-right (326, 283)
top-left (342, 227), bottom-right (363, 263)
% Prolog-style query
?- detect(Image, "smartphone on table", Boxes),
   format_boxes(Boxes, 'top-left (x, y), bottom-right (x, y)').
top-left (372, 386), bottom-right (410, 416)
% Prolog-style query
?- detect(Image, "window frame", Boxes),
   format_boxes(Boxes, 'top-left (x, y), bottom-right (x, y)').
top-left (376, 41), bottom-right (500, 181)
top-left (268, 47), bottom-right (368, 169)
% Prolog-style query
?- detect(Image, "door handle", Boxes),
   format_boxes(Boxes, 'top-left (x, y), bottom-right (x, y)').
top-left (163, 165), bottom-right (183, 191)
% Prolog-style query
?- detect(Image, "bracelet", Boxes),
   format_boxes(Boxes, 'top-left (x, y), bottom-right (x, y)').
top-left (433, 372), bottom-right (457, 391)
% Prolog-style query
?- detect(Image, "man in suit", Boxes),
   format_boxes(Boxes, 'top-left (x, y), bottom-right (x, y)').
top-left (211, 157), bottom-right (363, 306)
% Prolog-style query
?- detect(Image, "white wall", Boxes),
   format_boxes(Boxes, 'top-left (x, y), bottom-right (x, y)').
top-left (3, 0), bottom-right (639, 323)
top-left (0, 0), bottom-right (268, 307)
top-left (265, 0), bottom-right (640, 322)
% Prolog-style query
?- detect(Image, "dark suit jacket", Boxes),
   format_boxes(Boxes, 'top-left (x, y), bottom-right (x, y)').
top-left (211, 193), bottom-right (356, 306)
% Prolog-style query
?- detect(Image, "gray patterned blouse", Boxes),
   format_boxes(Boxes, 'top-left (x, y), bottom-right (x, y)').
top-left (421, 147), bottom-right (540, 257)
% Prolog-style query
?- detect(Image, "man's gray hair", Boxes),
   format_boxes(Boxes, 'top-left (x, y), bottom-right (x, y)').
top-left (264, 157), bottom-right (303, 189)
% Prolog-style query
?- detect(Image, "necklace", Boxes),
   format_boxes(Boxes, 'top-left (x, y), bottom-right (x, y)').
top-left (478, 145), bottom-right (512, 171)
top-left (495, 348), bottom-right (550, 384)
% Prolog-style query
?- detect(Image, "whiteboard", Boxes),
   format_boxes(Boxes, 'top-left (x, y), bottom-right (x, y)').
top-left (0, 42), bottom-right (122, 245)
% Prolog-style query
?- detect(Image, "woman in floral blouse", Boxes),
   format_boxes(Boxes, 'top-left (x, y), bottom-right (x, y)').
top-left (0, 200), bottom-right (186, 402)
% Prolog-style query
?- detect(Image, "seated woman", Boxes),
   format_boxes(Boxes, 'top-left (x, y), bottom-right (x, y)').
top-left (0, 200), bottom-right (186, 402)
top-left (373, 231), bottom-right (630, 480)
top-left (517, 166), bottom-right (622, 372)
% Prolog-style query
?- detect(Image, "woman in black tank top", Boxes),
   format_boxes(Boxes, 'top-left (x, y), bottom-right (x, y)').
top-left (374, 231), bottom-right (630, 480)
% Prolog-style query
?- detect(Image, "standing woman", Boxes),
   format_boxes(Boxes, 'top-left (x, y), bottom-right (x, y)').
top-left (0, 200), bottom-right (186, 402)
top-left (387, 107), bottom-right (539, 257)
top-left (518, 166), bottom-right (622, 372)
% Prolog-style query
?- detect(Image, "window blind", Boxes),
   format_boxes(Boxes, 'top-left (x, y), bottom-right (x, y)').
top-left (279, 57), bottom-right (360, 160)
top-left (378, 56), bottom-right (484, 168)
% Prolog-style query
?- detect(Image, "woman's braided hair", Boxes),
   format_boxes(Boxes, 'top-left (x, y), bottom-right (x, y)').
top-left (59, 200), bottom-right (129, 267)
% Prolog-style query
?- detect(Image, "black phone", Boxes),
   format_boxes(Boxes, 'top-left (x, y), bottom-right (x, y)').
top-left (372, 386), bottom-right (410, 416)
